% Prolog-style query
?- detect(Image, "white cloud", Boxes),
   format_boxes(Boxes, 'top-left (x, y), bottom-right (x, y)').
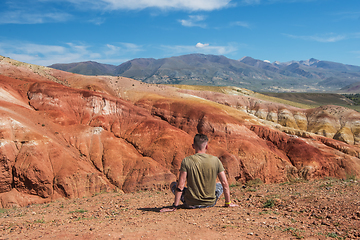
top-left (0, 0), bottom-right (233, 26)
top-left (0, 39), bottom-right (239, 67)
top-left (161, 43), bottom-right (237, 55)
top-left (351, 32), bottom-right (360, 39)
top-left (240, 0), bottom-right (317, 4)
top-left (263, 60), bottom-right (270, 63)
top-left (179, 15), bottom-right (207, 28)
top-left (98, 0), bottom-right (232, 11)
top-left (57, 0), bottom-right (232, 11)
top-left (106, 44), bottom-right (121, 52)
top-left (196, 43), bottom-right (209, 48)
top-left (88, 17), bottom-right (106, 25)
top-left (119, 42), bottom-right (143, 51)
top-left (13, 43), bottom-right (66, 55)
top-left (231, 21), bottom-right (250, 29)
top-left (105, 43), bottom-right (144, 55)
top-left (0, 40), bottom-right (143, 66)
top-left (241, 0), bottom-right (261, 4)
top-left (284, 33), bottom-right (346, 43)
top-left (0, 10), bottom-right (71, 24)
top-left (333, 11), bottom-right (360, 21)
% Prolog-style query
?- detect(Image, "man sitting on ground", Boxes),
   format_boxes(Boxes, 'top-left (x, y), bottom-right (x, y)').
top-left (161, 133), bottom-right (237, 212)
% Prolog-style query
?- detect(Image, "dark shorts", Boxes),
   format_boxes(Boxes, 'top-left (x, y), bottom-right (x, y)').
top-left (170, 182), bottom-right (223, 209)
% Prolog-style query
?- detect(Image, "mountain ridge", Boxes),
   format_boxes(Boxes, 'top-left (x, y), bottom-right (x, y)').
top-left (48, 54), bottom-right (360, 92)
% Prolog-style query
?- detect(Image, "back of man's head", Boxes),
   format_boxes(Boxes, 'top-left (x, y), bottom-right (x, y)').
top-left (193, 134), bottom-right (209, 150)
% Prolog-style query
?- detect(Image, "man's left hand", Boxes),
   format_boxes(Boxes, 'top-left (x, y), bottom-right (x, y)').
top-left (160, 207), bottom-right (177, 212)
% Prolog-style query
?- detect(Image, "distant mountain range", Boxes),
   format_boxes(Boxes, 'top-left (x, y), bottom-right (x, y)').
top-left (48, 54), bottom-right (360, 92)
top-left (49, 61), bottom-right (117, 76)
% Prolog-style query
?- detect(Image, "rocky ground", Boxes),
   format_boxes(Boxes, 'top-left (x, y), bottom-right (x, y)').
top-left (1, 178), bottom-right (359, 240)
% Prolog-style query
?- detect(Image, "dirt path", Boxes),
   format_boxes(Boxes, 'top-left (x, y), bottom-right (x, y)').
top-left (1, 178), bottom-right (359, 240)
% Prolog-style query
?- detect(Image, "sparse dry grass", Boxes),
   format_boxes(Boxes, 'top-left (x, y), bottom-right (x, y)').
top-left (1, 178), bottom-right (359, 239)
top-left (171, 84), bottom-right (316, 109)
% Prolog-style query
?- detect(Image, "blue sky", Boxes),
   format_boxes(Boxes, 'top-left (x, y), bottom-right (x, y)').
top-left (0, 0), bottom-right (359, 67)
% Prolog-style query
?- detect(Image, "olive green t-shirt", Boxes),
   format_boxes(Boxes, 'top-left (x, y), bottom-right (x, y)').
top-left (180, 153), bottom-right (225, 206)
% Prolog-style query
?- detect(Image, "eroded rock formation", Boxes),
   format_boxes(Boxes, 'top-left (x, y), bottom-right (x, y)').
top-left (0, 56), bottom-right (360, 208)
top-left (176, 88), bottom-right (360, 145)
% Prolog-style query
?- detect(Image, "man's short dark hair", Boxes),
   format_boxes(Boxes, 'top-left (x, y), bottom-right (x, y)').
top-left (193, 134), bottom-right (209, 150)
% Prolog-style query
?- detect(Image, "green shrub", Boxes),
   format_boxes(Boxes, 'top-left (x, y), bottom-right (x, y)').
top-left (34, 218), bottom-right (45, 223)
top-left (68, 209), bottom-right (88, 214)
top-left (326, 232), bottom-right (338, 238)
top-left (246, 178), bottom-right (263, 187)
top-left (263, 198), bottom-right (275, 208)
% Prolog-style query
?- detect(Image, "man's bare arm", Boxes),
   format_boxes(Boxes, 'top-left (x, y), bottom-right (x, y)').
top-left (173, 171), bottom-right (187, 206)
top-left (218, 171), bottom-right (238, 207)
top-left (160, 171), bottom-right (187, 212)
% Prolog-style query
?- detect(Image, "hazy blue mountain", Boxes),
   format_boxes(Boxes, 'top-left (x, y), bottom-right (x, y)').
top-left (48, 54), bottom-right (360, 92)
top-left (113, 54), bottom-right (268, 85)
top-left (48, 61), bottom-right (117, 76)
top-left (340, 82), bottom-right (360, 93)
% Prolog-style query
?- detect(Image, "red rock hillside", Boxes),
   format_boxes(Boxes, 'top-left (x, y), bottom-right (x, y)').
top-left (0, 56), bottom-right (359, 207)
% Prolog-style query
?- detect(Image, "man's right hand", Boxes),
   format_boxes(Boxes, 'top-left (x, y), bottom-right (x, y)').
top-left (225, 202), bottom-right (238, 207)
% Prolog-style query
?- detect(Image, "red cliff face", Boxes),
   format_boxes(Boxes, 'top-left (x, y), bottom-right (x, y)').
top-left (0, 76), bottom-right (190, 207)
top-left (0, 56), bottom-right (360, 207)
top-left (135, 96), bottom-right (360, 183)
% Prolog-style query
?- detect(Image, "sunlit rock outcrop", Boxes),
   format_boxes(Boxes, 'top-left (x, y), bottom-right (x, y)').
top-left (176, 88), bottom-right (360, 145)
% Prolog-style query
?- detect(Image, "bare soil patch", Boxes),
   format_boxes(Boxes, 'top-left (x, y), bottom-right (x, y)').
top-left (1, 178), bottom-right (359, 240)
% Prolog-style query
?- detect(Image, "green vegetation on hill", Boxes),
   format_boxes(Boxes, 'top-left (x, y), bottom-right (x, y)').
top-left (171, 84), bottom-right (331, 110)
top-left (252, 93), bottom-right (314, 109)
top-left (260, 92), bottom-right (360, 112)
top-left (343, 94), bottom-right (360, 105)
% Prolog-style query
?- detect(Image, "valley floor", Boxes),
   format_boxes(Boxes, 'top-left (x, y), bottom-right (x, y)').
top-left (1, 178), bottom-right (359, 240)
